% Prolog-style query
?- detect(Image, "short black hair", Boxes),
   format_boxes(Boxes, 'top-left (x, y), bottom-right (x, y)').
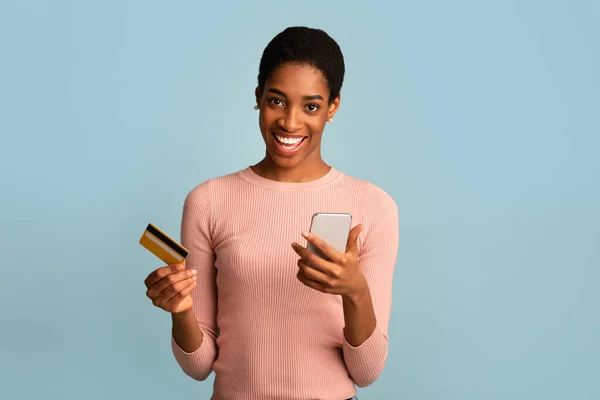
top-left (257, 26), bottom-right (345, 104)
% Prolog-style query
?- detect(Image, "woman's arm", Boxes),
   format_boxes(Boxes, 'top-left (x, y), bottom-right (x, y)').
top-left (293, 182), bottom-right (400, 387)
top-left (340, 183), bottom-right (399, 387)
top-left (172, 308), bottom-right (204, 352)
top-left (341, 281), bottom-right (376, 347)
top-left (170, 180), bottom-right (219, 381)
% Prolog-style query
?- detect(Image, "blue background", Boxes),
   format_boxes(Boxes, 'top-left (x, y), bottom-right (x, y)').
top-left (1, 1), bottom-right (598, 399)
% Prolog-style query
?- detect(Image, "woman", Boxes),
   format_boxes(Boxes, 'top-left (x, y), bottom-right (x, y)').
top-left (144, 26), bottom-right (399, 400)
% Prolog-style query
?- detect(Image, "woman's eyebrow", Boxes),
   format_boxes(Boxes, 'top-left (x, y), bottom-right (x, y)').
top-left (267, 88), bottom-right (323, 101)
top-left (267, 88), bottom-right (288, 98)
top-left (302, 94), bottom-right (324, 101)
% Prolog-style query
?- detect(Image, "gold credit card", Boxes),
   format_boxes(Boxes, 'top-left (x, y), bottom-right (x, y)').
top-left (139, 223), bottom-right (188, 265)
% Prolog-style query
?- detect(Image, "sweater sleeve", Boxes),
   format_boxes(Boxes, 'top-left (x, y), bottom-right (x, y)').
top-left (170, 180), bottom-right (219, 381)
top-left (342, 182), bottom-right (400, 387)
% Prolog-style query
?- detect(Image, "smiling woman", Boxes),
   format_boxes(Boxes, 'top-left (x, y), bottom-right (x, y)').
top-left (143, 26), bottom-right (399, 400)
top-left (256, 64), bottom-right (336, 164)
top-left (252, 27), bottom-right (343, 182)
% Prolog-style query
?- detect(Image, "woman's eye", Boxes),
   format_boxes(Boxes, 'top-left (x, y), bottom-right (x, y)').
top-left (270, 98), bottom-right (284, 106)
top-left (306, 104), bottom-right (319, 112)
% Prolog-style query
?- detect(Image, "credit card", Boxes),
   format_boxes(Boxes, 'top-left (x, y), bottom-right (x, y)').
top-left (139, 223), bottom-right (188, 265)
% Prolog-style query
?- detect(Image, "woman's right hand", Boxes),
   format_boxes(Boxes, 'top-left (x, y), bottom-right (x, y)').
top-left (144, 261), bottom-right (198, 314)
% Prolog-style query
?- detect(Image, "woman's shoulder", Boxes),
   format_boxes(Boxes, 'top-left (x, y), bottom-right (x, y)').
top-left (337, 169), bottom-right (397, 207)
top-left (183, 168), bottom-right (246, 201)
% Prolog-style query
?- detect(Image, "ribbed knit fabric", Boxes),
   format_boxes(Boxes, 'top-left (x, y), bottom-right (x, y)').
top-left (171, 165), bottom-right (399, 400)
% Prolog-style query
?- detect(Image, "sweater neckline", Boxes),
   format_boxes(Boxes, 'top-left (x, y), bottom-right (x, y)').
top-left (237, 165), bottom-right (341, 190)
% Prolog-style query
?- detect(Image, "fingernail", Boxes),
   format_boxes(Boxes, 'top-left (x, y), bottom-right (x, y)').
top-left (192, 270), bottom-right (198, 275)
top-left (302, 231), bottom-right (310, 238)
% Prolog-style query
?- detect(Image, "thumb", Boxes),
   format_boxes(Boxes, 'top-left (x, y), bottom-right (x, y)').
top-left (345, 224), bottom-right (363, 254)
top-left (170, 260), bottom-right (186, 273)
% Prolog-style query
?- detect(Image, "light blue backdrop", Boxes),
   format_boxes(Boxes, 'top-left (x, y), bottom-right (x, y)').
top-left (1, 1), bottom-right (598, 399)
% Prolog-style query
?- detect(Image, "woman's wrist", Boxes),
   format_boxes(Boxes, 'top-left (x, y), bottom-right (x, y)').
top-left (171, 307), bottom-right (195, 322)
top-left (341, 275), bottom-right (369, 304)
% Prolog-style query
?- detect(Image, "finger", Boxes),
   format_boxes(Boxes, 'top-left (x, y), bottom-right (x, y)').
top-left (292, 243), bottom-right (333, 273)
top-left (144, 262), bottom-right (185, 288)
top-left (297, 258), bottom-right (332, 284)
top-left (301, 231), bottom-right (344, 263)
top-left (152, 276), bottom-right (197, 307)
top-left (345, 224), bottom-right (363, 255)
top-left (296, 269), bottom-right (327, 292)
top-left (144, 261), bottom-right (186, 288)
top-left (162, 278), bottom-right (197, 310)
top-left (146, 268), bottom-right (197, 298)
top-left (296, 269), bottom-right (322, 290)
top-left (297, 257), bottom-right (342, 282)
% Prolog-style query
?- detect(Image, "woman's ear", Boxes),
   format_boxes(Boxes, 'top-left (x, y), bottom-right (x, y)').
top-left (255, 86), bottom-right (262, 108)
top-left (327, 92), bottom-right (341, 121)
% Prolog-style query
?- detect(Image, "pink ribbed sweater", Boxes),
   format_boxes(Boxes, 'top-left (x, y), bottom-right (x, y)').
top-left (171, 165), bottom-right (399, 400)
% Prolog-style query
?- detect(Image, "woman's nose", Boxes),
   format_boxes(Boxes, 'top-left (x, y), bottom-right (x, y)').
top-left (279, 108), bottom-right (302, 132)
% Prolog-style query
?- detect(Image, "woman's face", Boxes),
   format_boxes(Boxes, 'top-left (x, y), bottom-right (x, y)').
top-left (255, 62), bottom-right (340, 169)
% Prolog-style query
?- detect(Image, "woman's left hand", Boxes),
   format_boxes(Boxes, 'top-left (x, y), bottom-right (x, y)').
top-left (292, 224), bottom-right (367, 298)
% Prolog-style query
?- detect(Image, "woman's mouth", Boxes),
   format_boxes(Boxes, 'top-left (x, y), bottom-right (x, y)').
top-left (271, 132), bottom-right (307, 156)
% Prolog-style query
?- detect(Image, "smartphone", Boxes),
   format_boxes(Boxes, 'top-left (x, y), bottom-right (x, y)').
top-left (306, 213), bottom-right (352, 260)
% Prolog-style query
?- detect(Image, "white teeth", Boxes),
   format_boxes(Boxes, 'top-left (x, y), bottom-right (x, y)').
top-left (275, 134), bottom-right (303, 144)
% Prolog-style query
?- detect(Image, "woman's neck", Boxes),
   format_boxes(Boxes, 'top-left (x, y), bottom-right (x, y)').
top-left (251, 157), bottom-right (331, 183)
